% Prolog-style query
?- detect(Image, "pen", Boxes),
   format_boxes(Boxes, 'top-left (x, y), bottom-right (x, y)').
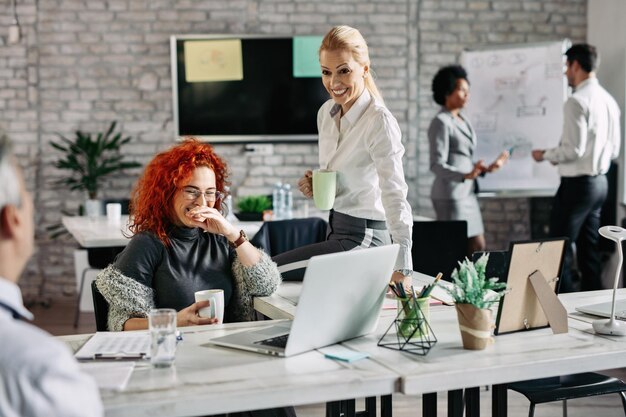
top-left (420, 272), bottom-right (443, 298)
top-left (93, 353), bottom-right (146, 360)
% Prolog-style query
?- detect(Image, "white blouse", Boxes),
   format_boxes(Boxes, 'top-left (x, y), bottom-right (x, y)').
top-left (317, 90), bottom-right (413, 271)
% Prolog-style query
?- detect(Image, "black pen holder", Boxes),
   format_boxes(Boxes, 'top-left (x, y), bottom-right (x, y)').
top-left (378, 296), bottom-right (437, 356)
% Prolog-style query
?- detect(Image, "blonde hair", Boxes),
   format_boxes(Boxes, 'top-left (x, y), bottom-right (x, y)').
top-left (319, 25), bottom-right (383, 104)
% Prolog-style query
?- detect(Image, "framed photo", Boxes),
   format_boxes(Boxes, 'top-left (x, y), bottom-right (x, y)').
top-left (494, 238), bottom-right (567, 335)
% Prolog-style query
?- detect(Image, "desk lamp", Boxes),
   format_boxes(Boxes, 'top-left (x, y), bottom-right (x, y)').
top-left (593, 226), bottom-right (626, 336)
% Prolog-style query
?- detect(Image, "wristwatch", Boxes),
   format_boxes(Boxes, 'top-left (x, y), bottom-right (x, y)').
top-left (228, 230), bottom-right (248, 248)
top-left (395, 269), bottom-right (413, 277)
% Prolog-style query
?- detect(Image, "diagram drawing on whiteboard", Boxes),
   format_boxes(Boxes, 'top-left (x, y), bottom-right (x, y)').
top-left (461, 40), bottom-right (570, 195)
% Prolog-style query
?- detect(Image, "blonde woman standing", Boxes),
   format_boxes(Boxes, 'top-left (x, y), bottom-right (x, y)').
top-left (274, 26), bottom-right (413, 286)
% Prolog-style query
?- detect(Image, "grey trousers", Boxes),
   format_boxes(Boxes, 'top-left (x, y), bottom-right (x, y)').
top-left (272, 210), bottom-right (390, 281)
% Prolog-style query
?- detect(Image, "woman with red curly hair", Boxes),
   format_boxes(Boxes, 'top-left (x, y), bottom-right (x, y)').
top-left (95, 139), bottom-right (281, 332)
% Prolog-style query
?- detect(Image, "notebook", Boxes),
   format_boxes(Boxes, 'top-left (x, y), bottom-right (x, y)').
top-left (575, 299), bottom-right (626, 320)
top-left (207, 244), bottom-right (400, 357)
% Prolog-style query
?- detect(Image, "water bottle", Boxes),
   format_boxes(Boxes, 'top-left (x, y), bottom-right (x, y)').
top-left (223, 186), bottom-right (237, 222)
top-left (272, 181), bottom-right (283, 220)
top-left (277, 183), bottom-right (286, 220)
top-left (283, 183), bottom-right (293, 219)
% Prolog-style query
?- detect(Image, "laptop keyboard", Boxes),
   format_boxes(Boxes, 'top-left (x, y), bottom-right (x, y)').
top-left (254, 334), bottom-right (289, 348)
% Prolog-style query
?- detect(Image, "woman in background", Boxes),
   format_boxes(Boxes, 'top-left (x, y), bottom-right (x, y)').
top-left (274, 25), bottom-right (414, 285)
top-left (95, 138), bottom-right (281, 332)
top-left (428, 65), bottom-right (508, 254)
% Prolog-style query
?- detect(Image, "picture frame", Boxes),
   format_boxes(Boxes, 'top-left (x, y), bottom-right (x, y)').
top-left (494, 238), bottom-right (567, 335)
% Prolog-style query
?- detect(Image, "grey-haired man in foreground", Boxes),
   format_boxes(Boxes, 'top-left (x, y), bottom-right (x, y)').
top-left (0, 133), bottom-right (103, 416)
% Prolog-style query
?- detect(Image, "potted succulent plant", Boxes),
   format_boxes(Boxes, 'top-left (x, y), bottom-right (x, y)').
top-left (235, 195), bottom-right (272, 221)
top-left (50, 121), bottom-right (141, 218)
top-left (446, 253), bottom-right (507, 350)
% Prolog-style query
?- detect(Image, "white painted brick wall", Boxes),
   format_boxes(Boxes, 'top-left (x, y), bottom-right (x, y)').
top-left (0, 0), bottom-right (586, 299)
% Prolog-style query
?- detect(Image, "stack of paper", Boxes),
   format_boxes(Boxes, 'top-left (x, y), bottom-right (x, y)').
top-left (75, 331), bottom-right (150, 360)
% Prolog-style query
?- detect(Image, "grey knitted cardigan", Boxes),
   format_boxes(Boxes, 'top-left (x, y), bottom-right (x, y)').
top-left (95, 245), bottom-right (281, 332)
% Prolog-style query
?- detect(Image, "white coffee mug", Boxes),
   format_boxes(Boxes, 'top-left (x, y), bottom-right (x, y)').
top-left (194, 289), bottom-right (224, 324)
top-left (106, 203), bottom-right (122, 224)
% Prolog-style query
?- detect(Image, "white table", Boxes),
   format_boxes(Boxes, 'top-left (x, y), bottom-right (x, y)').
top-left (62, 215), bottom-right (263, 248)
top-left (256, 281), bottom-right (626, 417)
top-left (60, 321), bottom-right (397, 417)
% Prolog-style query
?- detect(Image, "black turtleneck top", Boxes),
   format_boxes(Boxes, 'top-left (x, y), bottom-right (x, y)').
top-left (113, 226), bottom-right (234, 313)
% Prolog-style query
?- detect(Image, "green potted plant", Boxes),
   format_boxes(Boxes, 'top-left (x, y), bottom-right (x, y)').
top-left (50, 121), bottom-right (141, 217)
top-left (446, 253), bottom-right (507, 350)
top-left (236, 195), bottom-right (271, 221)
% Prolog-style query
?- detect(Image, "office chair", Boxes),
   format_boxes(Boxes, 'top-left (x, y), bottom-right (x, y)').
top-left (91, 280), bottom-right (109, 331)
top-left (507, 372), bottom-right (626, 417)
top-left (412, 220), bottom-right (467, 280)
top-left (74, 198), bottom-right (129, 328)
top-left (74, 246), bottom-right (124, 327)
top-left (250, 217), bottom-right (328, 278)
top-left (471, 250), bottom-right (509, 283)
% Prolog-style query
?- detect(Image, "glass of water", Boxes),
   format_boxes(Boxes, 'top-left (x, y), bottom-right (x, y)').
top-left (148, 308), bottom-right (177, 368)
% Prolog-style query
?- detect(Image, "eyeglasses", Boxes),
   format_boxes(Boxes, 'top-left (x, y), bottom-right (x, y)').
top-left (181, 187), bottom-right (224, 202)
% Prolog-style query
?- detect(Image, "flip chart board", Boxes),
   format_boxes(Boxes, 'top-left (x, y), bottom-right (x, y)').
top-left (460, 40), bottom-right (570, 195)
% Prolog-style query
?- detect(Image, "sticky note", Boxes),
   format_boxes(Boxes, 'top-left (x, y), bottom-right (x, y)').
top-left (318, 345), bottom-right (370, 362)
top-left (293, 36), bottom-right (323, 78)
top-left (184, 39), bottom-right (243, 82)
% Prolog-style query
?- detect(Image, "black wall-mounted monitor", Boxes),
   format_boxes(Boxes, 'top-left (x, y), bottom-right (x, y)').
top-left (170, 34), bottom-right (328, 143)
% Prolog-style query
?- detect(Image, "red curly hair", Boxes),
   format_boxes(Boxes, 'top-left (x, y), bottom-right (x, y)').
top-left (129, 138), bottom-right (229, 245)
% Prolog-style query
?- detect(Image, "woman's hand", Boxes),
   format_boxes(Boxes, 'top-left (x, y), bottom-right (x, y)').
top-left (390, 270), bottom-right (413, 292)
top-left (485, 150), bottom-right (510, 173)
top-left (176, 300), bottom-right (218, 327)
top-left (187, 203), bottom-right (262, 266)
top-left (298, 170), bottom-right (313, 198)
top-left (186, 206), bottom-right (239, 241)
top-left (463, 160), bottom-right (487, 180)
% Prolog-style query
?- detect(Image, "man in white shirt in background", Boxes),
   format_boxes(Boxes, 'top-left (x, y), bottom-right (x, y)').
top-left (0, 132), bottom-right (103, 417)
top-left (532, 43), bottom-right (621, 292)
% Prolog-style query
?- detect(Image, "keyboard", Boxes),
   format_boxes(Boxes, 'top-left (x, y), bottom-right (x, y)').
top-left (254, 333), bottom-right (289, 348)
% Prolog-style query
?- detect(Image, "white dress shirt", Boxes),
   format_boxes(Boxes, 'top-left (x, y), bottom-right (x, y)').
top-left (0, 278), bottom-right (103, 417)
top-left (544, 78), bottom-right (621, 177)
top-left (318, 90), bottom-right (413, 270)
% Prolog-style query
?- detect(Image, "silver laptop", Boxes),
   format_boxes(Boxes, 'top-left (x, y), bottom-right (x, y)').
top-left (575, 299), bottom-right (626, 320)
top-left (207, 244), bottom-right (399, 357)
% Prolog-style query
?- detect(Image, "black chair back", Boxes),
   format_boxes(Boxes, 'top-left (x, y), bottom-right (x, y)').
top-left (412, 220), bottom-right (467, 280)
top-left (250, 218), bottom-right (328, 257)
top-left (91, 281), bottom-right (109, 331)
top-left (87, 246), bottom-right (125, 269)
top-left (471, 250), bottom-right (510, 283)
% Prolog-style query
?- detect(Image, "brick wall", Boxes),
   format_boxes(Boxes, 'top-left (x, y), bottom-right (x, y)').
top-left (0, 0), bottom-right (586, 299)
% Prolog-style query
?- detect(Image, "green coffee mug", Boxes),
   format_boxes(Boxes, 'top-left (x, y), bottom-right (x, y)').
top-left (312, 169), bottom-right (336, 210)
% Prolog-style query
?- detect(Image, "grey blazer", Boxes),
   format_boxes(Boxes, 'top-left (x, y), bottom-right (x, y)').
top-left (428, 109), bottom-right (477, 201)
